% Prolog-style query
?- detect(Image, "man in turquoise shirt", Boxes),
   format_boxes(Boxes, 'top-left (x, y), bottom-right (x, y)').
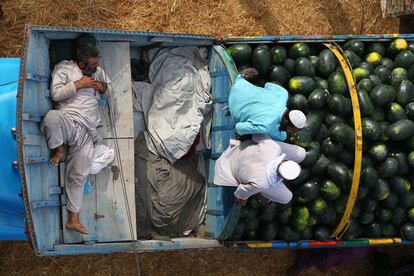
top-left (228, 68), bottom-right (306, 141)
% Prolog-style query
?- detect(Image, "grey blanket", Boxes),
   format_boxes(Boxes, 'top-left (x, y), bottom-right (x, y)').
top-left (135, 134), bottom-right (206, 238)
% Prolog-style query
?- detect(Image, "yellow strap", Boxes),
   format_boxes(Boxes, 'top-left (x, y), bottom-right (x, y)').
top-left (324, 43), bottom-right (363, 240)
top-left (369, 238), bottom-right (402, 245)
top-left (246, 242), bottom-right (273, 248)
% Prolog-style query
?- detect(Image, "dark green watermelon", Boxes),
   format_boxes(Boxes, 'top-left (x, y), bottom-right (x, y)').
top-left (344, 40), bottom-right (365, 57)
top-left (289, 42), bottom-right (311, 59)
top-left (228, 44), bottom-right (252, 65)
top-left (327, 94), bottom-right (352, 116)
top-left (295, 57), bottom-right (315, 77)
top-left (294, 181), bottom-right (320, 204)
top-left (259, 222), bottom-right (278, 241)
top-left (395, 50), bottom-right (414, 69)
top-left (396, 80), bottom-right (414, 106)
top-left (270, 45), bottom-right (287, 65)
top-left (367, 43), bottom-right (385, 56)
top-left (370, 85), bottom-right (396, 107)
top-left (279, 225), bottom-right (301, 242)
top-left (308, 88), bottom-right (329, 109)
top-left (321, 137), bottom-right (343, 158)
top-left (361, 166), bottom-right (379, 188)
top-left (387, 102), bottom-right (407, 122)
top-left (310, 197), bottom-right (328, 217)
top-left (310, 154), bottom-right (332, 176)
top-left (391, 67), bottom-right (408, 88)
top-left (291, 207), bottom-right (309, 232)
top-left (376, 158), bottom-right (399, 179)
top-left (375, 207), bottom-right (393, 223)
top-left (392, 207), bottom-right (407, 227)
top-left (369, 178), bottom-right (390, 201)
top-left (345, 50), bottom-right (361, 68)
top-left (313, 226), bottom-right (331, 241)
top-left (358, 89), bottom-right (375, 116)
top-left (368, 142), bottom-right (388, 162)
top-left (288, 94), bottom-right (309, 113)
top-left (362, 117), bottom-right (382, 141)
top-left (381, 192), bottom-right (399, 209)
top-left (364, 222), bottom-right (382, 238)
top-left (390, 176), bottom-right (411, 194)
top-left (357, 78), bottom-right (375, 93)
top-left (328, 71), bottom-right (348, 95)
top-left (400, 223), bottom-right (414, 241)
top-left (382, 223), bottom-right (398, 237)
top-left (359, 212), bottom-right (375, 225)
top-left (269, 65), bottom-right (291, 87)
top-left (327, 162), bottom-right (352, 190)
top-left (320, 179), bottom-right (341, 201)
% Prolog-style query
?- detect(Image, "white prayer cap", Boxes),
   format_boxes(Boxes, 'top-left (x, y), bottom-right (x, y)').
top-left (278, 160), bottom-right (301, 180)
top-left (288, 110), bottom-right (307, 129)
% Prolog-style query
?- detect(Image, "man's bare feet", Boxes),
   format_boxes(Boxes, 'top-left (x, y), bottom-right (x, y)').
top-left (66, 222), bottom-right (89, 234)
top-left (66, 211), bottom-right (88, 234)
top-left (50, 145), bottom-right (64, 166)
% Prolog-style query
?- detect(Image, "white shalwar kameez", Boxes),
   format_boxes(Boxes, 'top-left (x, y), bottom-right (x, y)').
top-left (213, 135), bottom-right (305, 204)
top-left (40, 60), bottom-right (111, 213)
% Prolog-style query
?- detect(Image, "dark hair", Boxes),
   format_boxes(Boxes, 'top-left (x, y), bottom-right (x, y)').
top-left (75, 43), bottom-right (99, 64)
top-left (238, 134), bottom-right (252, 142)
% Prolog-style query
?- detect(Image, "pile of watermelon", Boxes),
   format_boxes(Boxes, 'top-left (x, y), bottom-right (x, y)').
top-left (227, 38), bottom-right (414, 242)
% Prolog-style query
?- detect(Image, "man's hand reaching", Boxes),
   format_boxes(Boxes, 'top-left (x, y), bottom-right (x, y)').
top-left (74, 76), bottom-right (107, 94)
top-left (74, 76), bottom-right (97, 90)
top-left (91, 81), bottom-right (107, 94)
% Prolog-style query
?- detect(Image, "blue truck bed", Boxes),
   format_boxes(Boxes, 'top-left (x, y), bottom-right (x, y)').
top-left (2, 25), bottom-right (414, 255)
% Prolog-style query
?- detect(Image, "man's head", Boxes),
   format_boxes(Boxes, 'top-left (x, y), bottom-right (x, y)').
top-left (281, 109), bottom-right (306, 133)
top-left (278, 160), bottom-right (301, 181)
top-left (75, 44), bottom-right (100, 77)
top-left (240, 67), bottom-right (260, 85)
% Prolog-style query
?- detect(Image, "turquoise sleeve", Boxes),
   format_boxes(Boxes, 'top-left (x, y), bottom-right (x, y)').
top-left (235, 121), bottom-right (267, 136)
top-left (267, 126), bottom-right (287, 141)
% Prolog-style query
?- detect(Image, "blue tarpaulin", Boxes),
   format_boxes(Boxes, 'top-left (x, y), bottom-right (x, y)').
top-left (0, 58), bottom-right (26, 240)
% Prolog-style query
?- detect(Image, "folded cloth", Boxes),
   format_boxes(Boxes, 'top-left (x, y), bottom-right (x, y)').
top-left (89, 144), bottom-right (115, 175)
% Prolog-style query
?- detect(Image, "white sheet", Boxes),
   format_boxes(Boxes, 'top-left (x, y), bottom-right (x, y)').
top-left (132, 47), bottom-right (212, 163)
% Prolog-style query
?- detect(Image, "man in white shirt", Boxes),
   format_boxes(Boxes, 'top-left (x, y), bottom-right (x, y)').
top-left (40, 43), bottom-right (111, 234)
top-left (213, 135), bottom-right (305, 206)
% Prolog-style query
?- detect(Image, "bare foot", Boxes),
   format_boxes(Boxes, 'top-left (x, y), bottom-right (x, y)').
top-left (50, 145), bottom-right (64, 166)
top-left (66, 222), bottom-right (89, 234)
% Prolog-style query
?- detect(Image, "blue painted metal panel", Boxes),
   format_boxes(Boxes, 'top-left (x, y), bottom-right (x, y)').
top-left (20, 30), bottom-right (61, 252)
top-left (206, 45), bottom-right (238, 239)
top-left (0, 58), bottom-right (26, 240)
top-left (30, 25), bottom-right (214, 46)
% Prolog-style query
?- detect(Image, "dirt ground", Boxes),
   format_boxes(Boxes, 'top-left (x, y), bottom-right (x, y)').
top-left (0, 0), bottom-right (403, 57)
top-left (1, 0), bottom-right (414, 275)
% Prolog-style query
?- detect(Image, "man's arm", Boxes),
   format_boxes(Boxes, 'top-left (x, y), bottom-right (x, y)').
top-left (51, 68), bottom-right (97, 101)
top-left (267, 125), bottom-right (287, 141)
top-left (94, 68), bottom-right (112, 98)
top-left (235, 121), bottom-right (267, 136)
top-left (51, 69), bottom-right (77, 102)
top-left (234, 182), bottom-right (261, 201)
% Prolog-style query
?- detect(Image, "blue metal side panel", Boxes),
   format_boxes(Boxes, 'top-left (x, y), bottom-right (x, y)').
top-left (207, 45), bottom-right (238, 239)
top-left (21, 30), bottom-right (61, 252)
top-left (0, 58), bottom-right (26, 240)
top-left (29, 25), bottom-right (214, 46)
